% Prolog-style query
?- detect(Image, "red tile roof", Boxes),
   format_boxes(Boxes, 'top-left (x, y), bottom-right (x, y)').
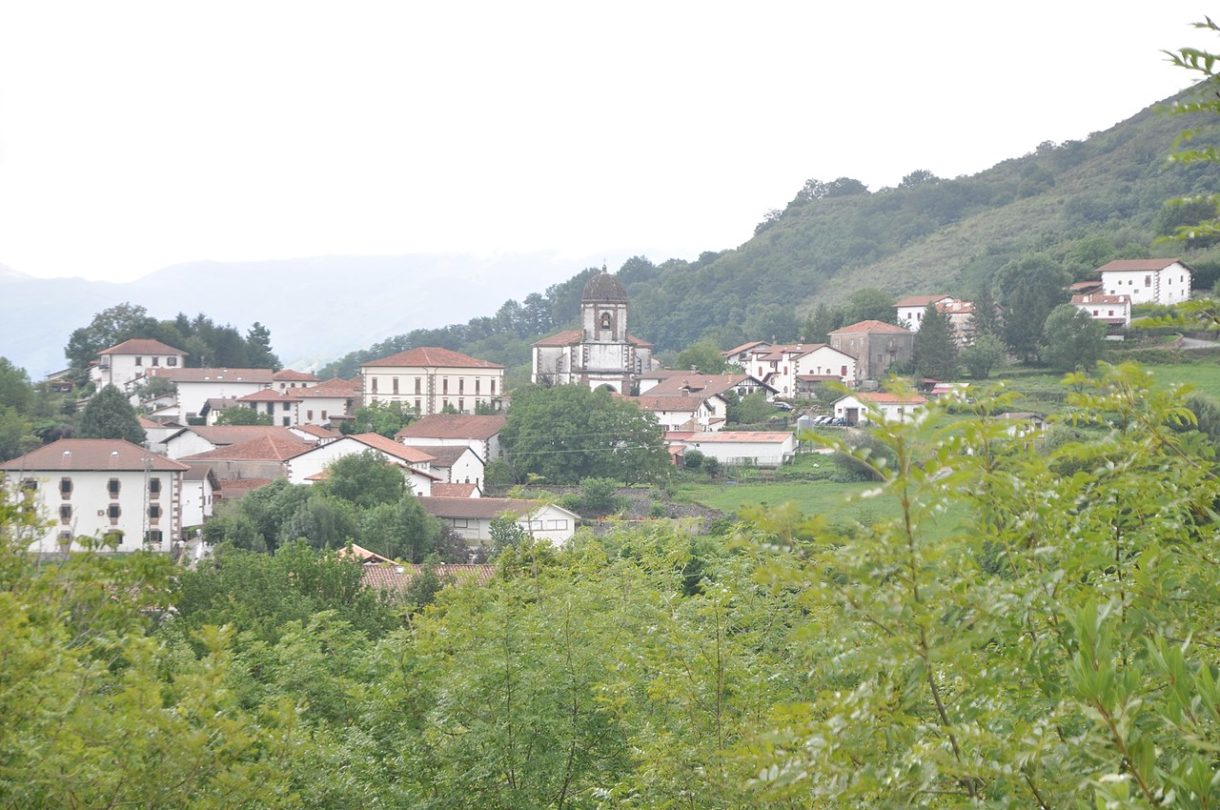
top-left (176, 426), bottom-right (302, 446)
top-left (272, 369), bottom-right (319, 382)
top-left (363, 347), bottom-right (503, 369)
top-left (1070, 280), bottom-right (1104, 292)
top-left (340, 543), bottom-right (394, 563)
top-left (632, 395), bottom-right (705, 413)
top-left (97, 338), bottom-right (185, 356)
top-left (181, 435), bottom-right (313, 462)
top-left (830, 320), bottom-right (912, 335)
top-left (403, 444), bottom-right (475, 467)
top-left (894, 294), bottom-right (953, 308)
top-left (238, 389), bottom-right (303, 403)
top-left (854, 392), bottom-right (928, 405)
top-left (293, 424), bottom-right (342, 439)
top-left (150, 367), bottom-right (276, 383)
top-left (418, 496), bottom-right (575, 520)
top-left (215, 478), bottom-right (275, 497)
top-left (1071, 294), bottom-right (1130, 305)
top-left (349, 433), bottom-right (436, 464)
top-left (1097, 258), bottom-right (1183, 272)
top-left (297, 378), bottom-right (359, 398)
top-left (396, 414), bottom-right (507, 441)
top-left (681, 431), bottom-right (794, 443)
top-left (361, 562), bottom-right (498, 591)
top-left (0, 439), bottom-right (190, 472)
top-left (431, 482), bottom-right (480, 498)
top-left (722, 340), bottom-right (771, 357)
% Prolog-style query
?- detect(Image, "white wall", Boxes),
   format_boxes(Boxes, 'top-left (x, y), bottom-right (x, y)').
top-left (1102, 263), bottom-right (1192, 306)
top-left (181, 478), bottom-right (214, 527)
top-left (285, 437), bottom-right (434, 495)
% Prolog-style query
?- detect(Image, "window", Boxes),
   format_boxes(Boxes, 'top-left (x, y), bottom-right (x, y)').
top-left (392, 377), bottom-right (399, 394)
top-left (840, 365), bottom-right (848, 377)
top-left (20, 478), bottom-right (36, 492)
top-left (266, 403), bottom-right (274, 415)
top-left (282, 402), bottom-right (290, 411)
top-left (145, 530), bottom-right (163, 544)
top-left (451, 518), bottom-right (470, 528)
top-left (58, 531), bottom-right (73, 546)
top-left (282, 417), bottom-right (290, 426)
top-left (528, 519), bottom-right (544, 530)
top-left (107, 478), bottom-right (120, 498)
top-left (167, 357), bottom-right (177, 366)
top-left (600, 312), bottom-right (612, 329)
top-left (546, 519), bottom-right (568, 530)
top-left (107, 503), bottom-right (121, 520)
top-left (458, 398), bottom-right (464, 412)
top-left (443, 378), bottom-right (449, 394)
top-left (59, 504), bottom-right (72, 523)
top-left (414, 377), bottom-right (421, 394)
top-left (148, 504), bottom-right (162, 520)
top-left (475, 379), bottom-right (480, 395)
top-left (307, 409), bottom-right (314, 420)
top-left (1145, 275), bottom-right (1152, 287)
top-left (415, 399), bottom-right (422, 413)
top-left (151, 356), bottom-right (159, 366)
top-left (135, 356), bottom-right (143, 366)
top-left (1093, 310), bottom-right (1099, 316)
top-left (443, 398), bottom-right (449, 410)
top-left (490, 380), bottom-right (496, 395)
top-left (321, 410), bottom-right (327, 419)
top-left (149, 478), bottom-right (161, 498)
top-left (371, 377), bottom-right (378, 393)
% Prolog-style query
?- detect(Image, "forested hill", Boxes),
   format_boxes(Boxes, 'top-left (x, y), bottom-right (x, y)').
top-left (321, 87), bottom-right (1220, 380)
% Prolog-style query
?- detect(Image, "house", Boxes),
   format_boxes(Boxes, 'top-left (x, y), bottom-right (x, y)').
top-left (295, 377), bottom-right (360, 425)
top-left (140, 416), bottom-right (183, 456)
top-left (285, 433), bottom-right (439, 495)
top-left (417, 496), bottom-right (581, 547)
top-left (362, 347), bottom-right (504, 416)
top-left (833, 391), bottom-right (927, 425)
top-left (894, 295), bottom-right (956, 331)
top-left (740, 343), bottom-right (859, 394)
top-left (1071, 293), bottom-right (1132, 329)
top-left (234, 389), bottom-right (303, 427)
top-left (828, 320), bottom-right (915, 382)
top-left (181, 464), bottom-right (219, 530)
top-left (531, 269), bottom-right (654, 393)
top-left (395, 414), bottom-right (508, 463)
top-left (89, 338), bottom-right (187, 393)
top-left (271, 369), bottom-right (319, 392)
top-left (289, 424), bottom-right (343, 443)
top-left (1, 438), bottom-right (189, 554)
top-left (179, 434), bottom-right (314, 482)
top-left (361, 562), bottom-right (498, 594)
top-left (146, 367), bottom-right (276, 422)
top-left (431, 482), bottom-right (481, 498)
top-left (403, 444), bottom-right (485, 488)
top-left (667, 431), bottom-right (797, 467)
top-left (631, 394), bottom-right (727, 432)
top-left (721, 340), bottom-right (772, 366)
top-left (637, 371), bottom-right (776, 400)
top-left (163, 425), bottom-right (309, 460)
top-left (1097, 258), bottom-right (1192, 306)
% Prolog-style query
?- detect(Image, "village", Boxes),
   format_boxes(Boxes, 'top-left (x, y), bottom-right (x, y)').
top-left (1, 257), bottom-right (1197, 588)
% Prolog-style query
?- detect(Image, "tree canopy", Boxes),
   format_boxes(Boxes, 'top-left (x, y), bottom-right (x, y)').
top-left (77, 384), bottom-right (145, 443)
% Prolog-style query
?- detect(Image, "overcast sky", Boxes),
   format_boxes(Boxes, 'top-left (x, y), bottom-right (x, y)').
top-left (0, 1), bottom-right (1211, 282)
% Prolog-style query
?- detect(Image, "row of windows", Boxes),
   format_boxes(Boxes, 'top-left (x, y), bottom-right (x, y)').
top-left (449, 518), bottom-right (568, 531)
top-left (133, 356), bottom-right (179, 366)
top-left (372, 376), bottom-right (497, 396)
top-left (57, 503), bottom-right (163, 522)
top-left (44, 478), bottom-right (163, 499)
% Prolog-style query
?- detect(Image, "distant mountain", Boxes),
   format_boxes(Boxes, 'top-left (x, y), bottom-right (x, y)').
top-left (0, 254), bottom-right (600, 377)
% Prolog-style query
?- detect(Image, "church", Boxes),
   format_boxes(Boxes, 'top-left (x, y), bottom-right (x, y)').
top-left (531, 268), bottom-right (653, 393)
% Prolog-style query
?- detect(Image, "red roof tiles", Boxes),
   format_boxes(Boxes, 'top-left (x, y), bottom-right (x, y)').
top-left (396, 414), bottom-right (507, 441)
top-left (1097, 258), bottom-right (1183, 272)
top-left (97, 338), bottom-right (185, 356)
top-left (0, 439), bottom-right (189, 472)
top-left (272, 369), bottom-right (319, 382)
top-left (830, 320), bottom-right (912, 335)
top-left (181, 435), bottom-right (312, 462)
top-left (363, 346), bottom-right (503, 369)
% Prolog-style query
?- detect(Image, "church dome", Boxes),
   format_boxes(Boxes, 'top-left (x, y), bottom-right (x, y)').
top-left (581, 269), bottom-right (628, 303)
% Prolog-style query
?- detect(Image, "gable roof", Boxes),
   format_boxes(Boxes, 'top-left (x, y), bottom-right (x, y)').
top-left (272, 369), bottom-right (319, 382)
top-left (830, 320), bottom-right (912, 336)
top-left (238, 388), bottom-right (303, 403)
top-left (1072, 293), bottom-right (1130, 305)
top-left (632, 395), bottom-right (708, 413)
top-left (97, 338), bottom-right (185, 356)
top-left (173, 425), bottom-right (303, 447)
top-left (215, 478), bottom-right (275, 498)
top-left (396, 414), bottom-right (507, 441)
top-left (361, 562), bottom-right (498, 591)
top-left (403, 444), bottom-right (478, 467)
top-left (722, 340), bottom-right (771, 357)
top-left (644, 373), bottom-right (765, 398)
top-left (348, 433), bottom-right (436, 464)
top-left (1097, 258), bottom-right (1185, 273)
top-left (297, 378), bottom-right (360, 398)
top-left (418, 496), bottom-right (578, 521)
top-left (681, 431), bottom-right (794, 444)
top-left (292, 424), bottom-right (343, 440)
top-left (894, 294), bottom-right (954, 308)
top-left (149, 367), bottom-right (277, 384)
top-left (181, 435), bottom-right (313, 462)
top-left (431, 482), bottom-right (480, 498)
top-left (0, 439), bottom-right (190, 472)
top-left (363, 346), bottom-right (503, 370)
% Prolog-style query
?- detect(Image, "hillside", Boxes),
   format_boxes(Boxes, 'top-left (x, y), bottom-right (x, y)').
top-left (320, 86), bottom-right (1220, 376)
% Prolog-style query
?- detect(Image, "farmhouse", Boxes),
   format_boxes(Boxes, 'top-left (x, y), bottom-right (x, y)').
top-left (833, 391), bottom-right (927, 425)
top-left (1097, 258), bottom-right (1192, 306)
top-left (417, 496), bottom-right (580, 547)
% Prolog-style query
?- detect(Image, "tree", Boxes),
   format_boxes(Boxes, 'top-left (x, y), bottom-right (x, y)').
top-left (843, 287), bottom-right (895, 324)
top-left (912, 304), bottom-right (958, 380)
top-left (345, 400), bottom-right (414, 437)
top-left (969, 280), bottom-right (1001, 338)
top-left (500, 385), bottom-right (668, 484)
top-left (673, 341), bottom-right (727, 374)
top-left (1162, 18), bottom-right (1220, 243)
top-left (996, 256), bottom-right (1071, 361)
top-left (960, 333), bottom-right (1005, 379)
top-left (214, 407), bottom-right (272, 425)
top-left (899, 169), bottom-right (940, 188)
top-left (1040, 304), bottom-right (1106, 372)
top-left (324, 451), bottom-right (405, 508)
top-left (727, 391), bottom-right (776, 425)
top-left (0, 358), bottom-right (35, 414)
top-left (803, 303), bottom-right (841, 343)
top-left (77, 385), bottom-right (145, 443)
top-left (357, 496), bottom-right (451, 562)
top-left (245, 322), bottom-right (281, 370)
top-left (64, 303), bottom-right (159, 382)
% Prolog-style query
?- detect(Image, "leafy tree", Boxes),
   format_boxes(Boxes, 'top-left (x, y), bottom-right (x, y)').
top-left (1162, 17), bottom-right (1220, 244)
top-left (673, 341), bottom-right (727, 373)
top-left (969, 280), bottom-right (1001, 338)
top-left (743, 304), bottom-right (800, 342)
top-left (573, 477), bottom-right (620, 516)
top-left (803, 302), bottom-right (841, 342)
top-left (77, 384), bottom-right (145, 443)
top-left (500, 385), bottom-right (668, 484)
top-left (244, 321), bottom-right (281, 370)
top-left (324, 451), bottom-right (406, 507)
top-left (0, 358), bottom-right (35, 414)
top-left (0, 406), bottom-right (38, 461)
top-left (64, 303), bottom-right (159, 381)
top-left (345, 400), bottom-right (414, 437)
top-left (912, 303), bottom-right (958, 380)
top-left (1040, 303), bottom-right (1106, 371)
top-left (843, 287), bottom-right (895, 324)
top-left (214, 407), bottom-right (272, 425)
top-left (727, 391), bottom-right (777, 425)
top-left (899, 169), bottom-right (940, 187)
top-left (277, 494), bottom-right (358, 550)
top-left (960, 333), bottom-right (1005, 379)
top-left (357, 496), bottom-right (454, 563)
top-left (996, 256), bottom-right (1071, 361)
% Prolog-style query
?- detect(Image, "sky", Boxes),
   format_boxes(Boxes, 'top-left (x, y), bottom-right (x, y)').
top-left (0, 1), bottom-right (1212, 283)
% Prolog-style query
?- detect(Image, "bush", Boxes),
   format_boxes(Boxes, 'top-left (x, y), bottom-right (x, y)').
top-left (683, 449), bottom-right (705, 469)
top-left (832, 430), bottom-right (896, 482)
top-left (573, 477), bottom-right (621, 516)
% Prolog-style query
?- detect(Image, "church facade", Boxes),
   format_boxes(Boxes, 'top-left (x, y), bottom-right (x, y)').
top-left (531, 269), bottom-right (653, 393)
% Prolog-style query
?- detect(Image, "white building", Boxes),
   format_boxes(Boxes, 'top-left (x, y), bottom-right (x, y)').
top-left (272, 369), bottom-right (320, 392)
top-left (894, 295), bottom-right (956, 331)
top-left (395, 414), bottom-right (507, 463)
top-left (740, 343), bottom-right (858, 395)
top-left (163, 425), bottom-right (309, 460)
top-left (235, 389), bottom-right (303, 427)
top-left (531, 269), bottom-right (654, 393)
top-left (668, 431), bottom-right (797, 467)
top-left (403, 444), bottom-right (485, 488)
top-left (90, 338), bottom-right (187, 394)
top-left (362, 347), bottom-right (504, 416)
top-left (1097, 259), bottom-right (1192, 306)
top-left (833, 392), bottom-right (928, 425)
top-left (1, 439), bottom-right (189, 554)
top-left (1071, 293), bottom-right (1132, 329)
top-left (634, 394), bottom-right (727, 432)
top-left (147, 367), bottom-right (276, 422)
top-left (295, 378), bottom-right (360, 426)
top-left (285, 433), bottom-right (439, 495)
top-left (417, 496), bottom-right (581, 547)
top-left (181, 464), bottom-right (218, 530)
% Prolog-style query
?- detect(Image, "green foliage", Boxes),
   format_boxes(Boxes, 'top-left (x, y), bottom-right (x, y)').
top-left (214, 406), bottom-right (273, 425)
top-left (323, 450), bottom-right (406, 507)
top-left (727, 390), bottom-right (776, 424)
top-left (572, 476), bottom-right (621, 516)
top-left (912, 302), bottom-right (959, 379)
top-left (244, 321), bottom-right (281, 370)
top-left (997, 255), bottom-right (1072, 360)
top-left (683, 448), bottom-right (705, 469)
top-left (674, 340), bottom-right (728, 373)
top-left (843, 286), bottom-right (895, 324)
top-left (1041, 303), bottom-right (1107, 371)
top-left (357, 496), bottom-right (459, 563)
top-left (77, 384), bottom-right (146, 443)
top-left (961, 332), bottom-right (1005, 379)
top-left (345, 400), bottom-right (415, 437)
top-left (501, 384), bottom-right (669, 484)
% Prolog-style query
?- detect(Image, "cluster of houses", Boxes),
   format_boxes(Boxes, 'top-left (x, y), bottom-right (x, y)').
top-left (3, 259), bottom-right (1195, 559)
